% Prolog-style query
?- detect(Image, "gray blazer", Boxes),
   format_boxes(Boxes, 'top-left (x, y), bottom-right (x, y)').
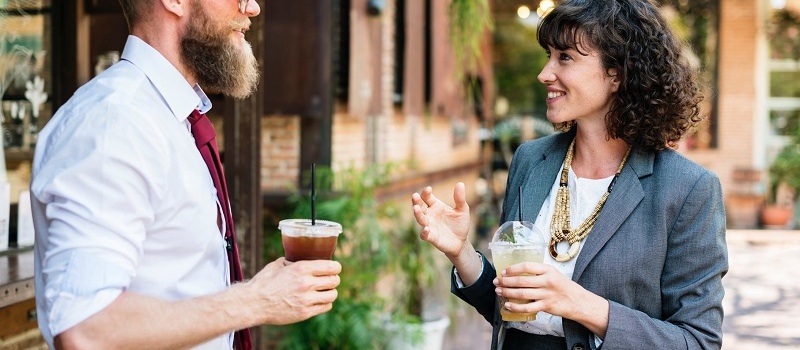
top-left (452, 131), bottom-right (728, 350)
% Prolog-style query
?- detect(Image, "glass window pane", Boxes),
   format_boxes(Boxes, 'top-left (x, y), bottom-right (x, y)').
top-left (1, 1), bottom-right (51, 151)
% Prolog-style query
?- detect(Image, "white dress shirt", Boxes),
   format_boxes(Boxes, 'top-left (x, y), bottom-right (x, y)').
top-left (31, 36), bottom-right (232, 349)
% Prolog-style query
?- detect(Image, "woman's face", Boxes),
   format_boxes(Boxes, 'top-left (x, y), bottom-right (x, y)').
top-left (537, 43), bottom-right (619, 130)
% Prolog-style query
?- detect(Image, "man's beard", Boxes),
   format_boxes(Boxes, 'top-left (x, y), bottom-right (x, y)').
top-left (180, 4), bottom-right (259, 99)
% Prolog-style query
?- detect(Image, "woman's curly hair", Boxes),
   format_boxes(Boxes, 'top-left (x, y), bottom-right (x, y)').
top-left (537, 0), bottom-right (705, 152)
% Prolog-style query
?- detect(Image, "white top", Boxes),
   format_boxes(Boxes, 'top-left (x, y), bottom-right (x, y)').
top-left (31, 36), bottom-right (231, 349)
top-left (508, 166), bottom-right (612, 338)
top-left (456, 164), bottom-right (612, 343)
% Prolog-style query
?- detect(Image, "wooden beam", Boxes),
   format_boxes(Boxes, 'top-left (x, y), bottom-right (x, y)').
top-left (224, 2), bottom-right (265, 347)
top-left (300, 2), bottom-right (334, 175)
top-left (51, 0), bottom-right (79, 109)
top-left (403, 0), bottom-right (425, 117)
top-left (375, 160), bottom-right (483, 201)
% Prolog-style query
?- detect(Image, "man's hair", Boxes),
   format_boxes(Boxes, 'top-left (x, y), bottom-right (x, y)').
top-left (117, 0), bottom-right (146, 30)
top-left (537, 0), bottom-right (705, 152)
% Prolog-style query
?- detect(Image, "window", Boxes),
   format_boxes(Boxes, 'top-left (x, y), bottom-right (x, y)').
top-left (393, 0), bottom-right (405, 105)
top-left (1, 0), bottom-right (52, 156)
top-left (334, 0), bottom-right (350, 103)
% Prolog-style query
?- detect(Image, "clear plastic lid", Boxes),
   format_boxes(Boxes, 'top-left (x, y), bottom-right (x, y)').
top-left (489, 220), bottom-right (545, 245)
top-left (278, 219), bottom-right (342, 237)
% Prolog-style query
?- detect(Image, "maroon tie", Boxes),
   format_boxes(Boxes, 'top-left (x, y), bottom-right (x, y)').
top-left (187, 110), bottom-right (252, 350)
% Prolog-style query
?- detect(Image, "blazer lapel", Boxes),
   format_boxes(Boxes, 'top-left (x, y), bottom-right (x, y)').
top-left (572, 148), bottom-right (652, 281)
top-left (519, 135), bottom-right (570, 223)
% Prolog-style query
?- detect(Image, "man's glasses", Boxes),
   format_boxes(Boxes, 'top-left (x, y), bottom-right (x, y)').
top-left (238, 0), bottom-right (248, 14)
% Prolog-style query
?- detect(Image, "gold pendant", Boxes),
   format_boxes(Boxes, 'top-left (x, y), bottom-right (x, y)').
top-left (549, 237), bottom-right (581, 262)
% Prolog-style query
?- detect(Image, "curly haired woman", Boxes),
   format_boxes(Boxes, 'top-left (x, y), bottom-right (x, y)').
top-left (410, 0), bottom-right (728, 349)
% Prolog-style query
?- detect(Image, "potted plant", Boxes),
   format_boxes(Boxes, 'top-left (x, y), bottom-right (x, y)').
top-left (385, 221), bottom-right (451, 350)
top-left (263, 164), bottom-right (397, 350)
top-left (763, 141), bottom-right (800, 228)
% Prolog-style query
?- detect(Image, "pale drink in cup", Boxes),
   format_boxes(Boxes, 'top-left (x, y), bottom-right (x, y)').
top-left (488, 221), bottom-right (546, 322)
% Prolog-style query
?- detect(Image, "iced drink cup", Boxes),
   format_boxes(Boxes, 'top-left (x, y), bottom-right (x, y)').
top-left (489, 242), bottom-right (544, 321)
top-left (279, 219), bottom-right (342, 262)
top-left (488, 221), bottom-right (546, 322)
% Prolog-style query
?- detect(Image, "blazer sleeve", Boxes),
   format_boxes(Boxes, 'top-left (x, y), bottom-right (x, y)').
top-left (601, 171), bottom-right (728, 349)
top-left (450, 252), bottom-right (499, 324)
top-left (450, 140), bottom-right (534, 326)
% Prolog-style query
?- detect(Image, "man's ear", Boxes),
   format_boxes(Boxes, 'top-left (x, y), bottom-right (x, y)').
top-left (160, 0), bottom-right (187, 17)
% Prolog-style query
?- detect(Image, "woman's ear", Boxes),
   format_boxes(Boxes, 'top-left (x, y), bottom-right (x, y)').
top-left (608, 68), bottom-right (621, 92)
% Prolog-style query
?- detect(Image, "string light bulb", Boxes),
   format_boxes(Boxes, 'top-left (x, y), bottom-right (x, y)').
top-left (537, 0), bottom-right (555, 17)
top-left (517, 5), bottom-right (531, 19)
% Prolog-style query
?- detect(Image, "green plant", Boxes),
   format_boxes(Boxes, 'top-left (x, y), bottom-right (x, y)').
top-left (766, 120), bottom-right (800, 205)
top-left (768, 7), bottom-right (800, 60)
top-left (769, 143), bottom-right (800, 205)
top-left (492, 19), bottom-right (549, 116)
top-left (493, 116), bottom-right (556, 168)
top-left (449, 0), bottom-right (494, 80)
top-left (264, 164), bottom-right (398, 350)
top-left (389, 221), bottom-right (438, 323)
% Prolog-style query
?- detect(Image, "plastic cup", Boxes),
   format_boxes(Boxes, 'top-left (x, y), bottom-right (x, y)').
top-left (278, 219), bottom-right (342, 262)
top-left (488, 221), bottom-right (546, 322)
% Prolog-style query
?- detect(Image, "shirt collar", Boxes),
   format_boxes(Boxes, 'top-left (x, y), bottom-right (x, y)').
top-left (119, 35), bottom-right (213, 122)
top-left (192, 85), bottom-right (213, 114)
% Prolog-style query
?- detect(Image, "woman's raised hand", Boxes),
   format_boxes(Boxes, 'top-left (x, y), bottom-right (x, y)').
top-left (411, 182), bottom-right (471, 258)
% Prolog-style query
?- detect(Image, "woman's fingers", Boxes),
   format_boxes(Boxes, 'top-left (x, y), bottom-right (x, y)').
top-left (412, 204), bottom-right (425, 224)
top-left (420, 186), bottom-right (441, 208)
top-left (453, 182), bottom-right (469, 212)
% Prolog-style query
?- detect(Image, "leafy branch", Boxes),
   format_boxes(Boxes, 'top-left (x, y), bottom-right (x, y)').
top-left (449, 0), bottom-right (494, 79)
top-left (768, 8), bottom-right (800, 60)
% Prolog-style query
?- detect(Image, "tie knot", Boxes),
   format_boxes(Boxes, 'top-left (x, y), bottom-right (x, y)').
top-left (187, 109), bottom-right (203, 124)
top-left (188, 110), bottom-right (216, 147)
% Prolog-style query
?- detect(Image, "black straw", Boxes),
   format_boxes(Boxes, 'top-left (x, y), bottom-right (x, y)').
top-left (311, 163), bottom-right (316, 225)
top-left (518, 186), bottom-right (523, 222)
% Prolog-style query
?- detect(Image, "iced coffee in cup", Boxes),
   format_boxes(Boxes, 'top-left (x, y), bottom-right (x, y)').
top-left (279, 219), bottom-right (342, 262)
top-left (488, 220), bottom-right (546, 322)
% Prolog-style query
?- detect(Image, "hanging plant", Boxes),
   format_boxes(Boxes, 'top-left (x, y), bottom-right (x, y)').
top-left (449, 0), bottom-right (494, 79)
top-left (768, 8), bottom-right (800, 60)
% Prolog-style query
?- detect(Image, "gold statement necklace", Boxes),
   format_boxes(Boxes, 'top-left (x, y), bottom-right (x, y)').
top-left (548, 139), bottom-right (632, 262)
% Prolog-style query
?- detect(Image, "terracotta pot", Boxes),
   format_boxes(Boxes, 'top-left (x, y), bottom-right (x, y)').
top-left (760, 205), bottom-right (793, 228)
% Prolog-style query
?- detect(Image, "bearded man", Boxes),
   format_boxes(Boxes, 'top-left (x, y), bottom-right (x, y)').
top-left (30, 1), bottom-right (342, 349)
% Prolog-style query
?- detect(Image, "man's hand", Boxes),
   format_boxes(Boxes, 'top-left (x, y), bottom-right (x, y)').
top-left (244, 257), bottom-right (342, 325)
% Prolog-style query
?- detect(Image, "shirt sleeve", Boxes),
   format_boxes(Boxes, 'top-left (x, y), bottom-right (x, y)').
top-left (42, 252), bottom-right (130, 336)
top-left (592, 333), bottom-right (603, 349)
top-left (32, 104), bottom-right (170, 337)
top-left (453, 251), bottom-right (485, 288)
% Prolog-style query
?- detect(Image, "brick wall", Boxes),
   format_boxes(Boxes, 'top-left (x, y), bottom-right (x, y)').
top-left (685, 0), bottom-right (762, 188)
top-left (262, 0), bottom-right (486, 209)
top-left (260, 116), bottom-right (300, 192)
top-left (682, 0), bottom-right (767, 228)
top-left (331, 113), bottom-right (367, 172)
top-left (258, 1), bottom-right (773, 230)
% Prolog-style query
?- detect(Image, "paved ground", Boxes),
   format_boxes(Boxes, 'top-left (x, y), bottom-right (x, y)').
top-left (443, 230), bottom-right (800, 349)
top-left (722, 230), bottom-right (800, 349)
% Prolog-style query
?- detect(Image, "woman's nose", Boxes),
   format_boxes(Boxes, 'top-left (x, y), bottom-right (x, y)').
top-left (538, 67), bottom-right (555, 83)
